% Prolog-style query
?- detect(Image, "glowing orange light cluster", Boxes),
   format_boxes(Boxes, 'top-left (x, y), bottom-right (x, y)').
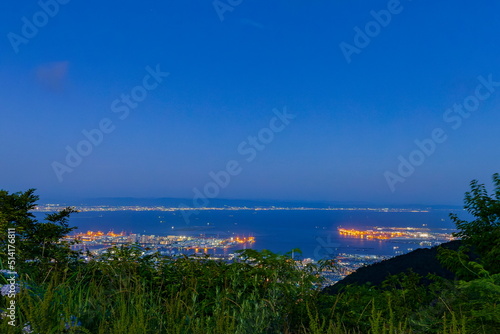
top-left (86, 231), bottom-right (104, 236)
top-left (71, 230), bottom-right (124, 240)
top-left (338, 228), bottom-right (404, 240)
top-left (234, 236), bottom-right (255, 243)
top-left (106, 231), bottom-right (124, 237)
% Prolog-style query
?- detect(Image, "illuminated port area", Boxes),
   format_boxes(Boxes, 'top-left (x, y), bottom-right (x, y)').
top-left (338, 226), bottom-right (455, 243)
top-left (64, 231), bottom-right (255, 259)
top-left (337, 226), bottom-right (456, 259)
top-left (339, 228), bottom-right (405, 239)
top-left (318, 226), bottom-right (456, 286)
top-left (296, 226), bottom-right (458, 286)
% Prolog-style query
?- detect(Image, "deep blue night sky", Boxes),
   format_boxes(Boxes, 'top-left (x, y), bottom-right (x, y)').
top-left (1, 1), bottom-right (499, 205)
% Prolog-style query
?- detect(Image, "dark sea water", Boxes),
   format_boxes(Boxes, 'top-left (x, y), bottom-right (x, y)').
top-left (42, 209), bottom-right (461, 259)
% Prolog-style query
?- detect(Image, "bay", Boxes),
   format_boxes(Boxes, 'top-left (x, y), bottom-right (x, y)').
top-left (48, 209), bottom-right (460, 259)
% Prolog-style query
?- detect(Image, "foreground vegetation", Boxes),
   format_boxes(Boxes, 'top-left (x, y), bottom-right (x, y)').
top-left (0, 174), bottom-right (499, 333)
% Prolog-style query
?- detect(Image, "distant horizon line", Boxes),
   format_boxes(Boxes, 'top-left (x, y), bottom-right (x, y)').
top-left (37, 196), bottom-right (464, 210)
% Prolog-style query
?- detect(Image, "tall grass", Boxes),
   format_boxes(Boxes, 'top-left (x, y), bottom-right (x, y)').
top-left (0, 247), bottom-right (496, 333)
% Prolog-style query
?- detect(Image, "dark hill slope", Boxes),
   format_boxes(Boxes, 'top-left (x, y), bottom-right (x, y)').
top-left (324, 240), bottom-right (462, 295)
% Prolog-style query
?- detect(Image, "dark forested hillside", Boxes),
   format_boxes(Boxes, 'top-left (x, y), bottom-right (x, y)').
top-left (324, 240), bottom-right (462, 295)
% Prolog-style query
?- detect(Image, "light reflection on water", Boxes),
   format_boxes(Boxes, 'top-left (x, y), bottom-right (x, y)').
top-left (35, 209), bottom-right (458, 259)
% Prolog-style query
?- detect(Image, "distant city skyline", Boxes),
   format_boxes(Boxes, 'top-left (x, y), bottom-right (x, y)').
top-left (2, 1), bottom-right (500, 206)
